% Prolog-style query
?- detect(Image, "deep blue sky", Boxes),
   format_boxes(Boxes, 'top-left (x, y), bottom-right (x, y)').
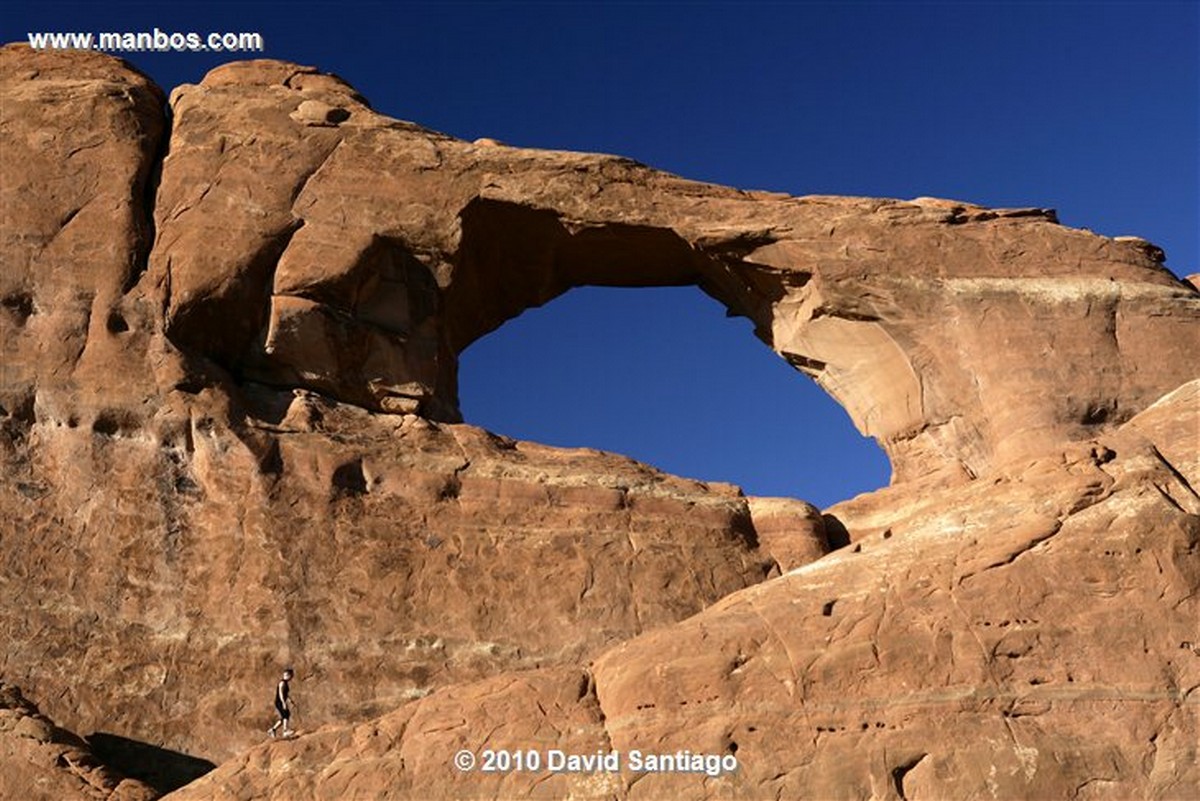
top-left (7, 3), bottom-right (1197, 507)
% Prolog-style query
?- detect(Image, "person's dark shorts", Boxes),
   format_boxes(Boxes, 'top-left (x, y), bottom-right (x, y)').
top-left (275, 701), bottom-right (289, 720)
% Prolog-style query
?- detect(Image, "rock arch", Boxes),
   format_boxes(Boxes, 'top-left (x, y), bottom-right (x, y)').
top-left (149, 59), bottom-right (1200, 486)
top-left (7, 48), bottom-right (1200, 791)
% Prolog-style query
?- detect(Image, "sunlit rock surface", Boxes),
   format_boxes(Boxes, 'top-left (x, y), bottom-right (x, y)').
top-left (2, 44), bottom-right (1198, 799)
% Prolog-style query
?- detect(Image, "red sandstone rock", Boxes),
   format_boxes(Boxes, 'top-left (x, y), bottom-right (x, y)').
top-left (747, 496), bottom-right (829, 571)
top-left (0, 45), bottom-right (164, 440)
top-left (167, 385), bottom-right (1200, 800)
top-left (2, 45), bottom-right (1198, 799)
top-left (0, 683), bottom-right (157, 800)
top-left (0, 45), bottom-right (775, 772)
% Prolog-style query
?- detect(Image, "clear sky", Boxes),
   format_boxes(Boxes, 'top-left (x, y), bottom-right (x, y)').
top-left (6, 2), bottom-right (1197, 507)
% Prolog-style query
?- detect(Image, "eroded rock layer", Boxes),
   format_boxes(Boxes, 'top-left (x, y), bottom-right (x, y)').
top-left (2, 44), bottom-right (1198, 800)
top-left (0, 682), bottom-right (157, 801)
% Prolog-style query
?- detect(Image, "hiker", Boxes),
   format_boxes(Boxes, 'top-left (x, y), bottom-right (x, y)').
top-left (267, 667), bottom-right (297, 738)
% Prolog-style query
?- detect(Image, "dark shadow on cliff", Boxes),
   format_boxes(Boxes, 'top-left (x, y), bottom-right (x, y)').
top-left (86, 732), bottom-right (215, 795)
top-left (822, 513), bottom-right (852, 551)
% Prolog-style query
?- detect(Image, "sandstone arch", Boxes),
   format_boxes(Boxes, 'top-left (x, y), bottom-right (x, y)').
top-left (144, 59), bottom-right (1200, 486)
top-left (5, 47), bottom-right (1200, 799)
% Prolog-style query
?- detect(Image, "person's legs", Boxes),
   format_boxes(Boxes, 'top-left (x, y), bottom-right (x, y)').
top-left (269, 703), bottom-right (285, 737)
top-left (281, 708), bottom-right (292, 736)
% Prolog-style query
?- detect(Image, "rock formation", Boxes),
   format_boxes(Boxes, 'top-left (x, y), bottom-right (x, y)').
top-left (164, 384), bottom-right (1200, 801)
top-left (0, 682), bottom-right (157, 800)
top-left (1, 44), bottom-right (1198, 799)
top-left (146, 58), bottom-right (1197, 487)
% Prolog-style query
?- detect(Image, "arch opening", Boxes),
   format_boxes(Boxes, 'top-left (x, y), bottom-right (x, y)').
top-left (459, 285), bottom-right (891, 508)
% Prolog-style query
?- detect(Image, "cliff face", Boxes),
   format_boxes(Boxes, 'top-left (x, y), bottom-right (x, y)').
top-left (1, 45), bottom-right (1198, 800)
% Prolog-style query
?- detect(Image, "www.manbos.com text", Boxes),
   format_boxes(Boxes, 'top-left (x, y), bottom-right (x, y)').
top-left (27, 28), bottom-right (265, 54)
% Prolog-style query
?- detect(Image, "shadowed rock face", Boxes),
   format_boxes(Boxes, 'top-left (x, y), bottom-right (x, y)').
top-left (2, 45), bottom-right (1198, 800)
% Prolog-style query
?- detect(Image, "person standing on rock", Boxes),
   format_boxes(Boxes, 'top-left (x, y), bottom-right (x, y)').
top-left (267, 667), bottom-right (297, 738)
